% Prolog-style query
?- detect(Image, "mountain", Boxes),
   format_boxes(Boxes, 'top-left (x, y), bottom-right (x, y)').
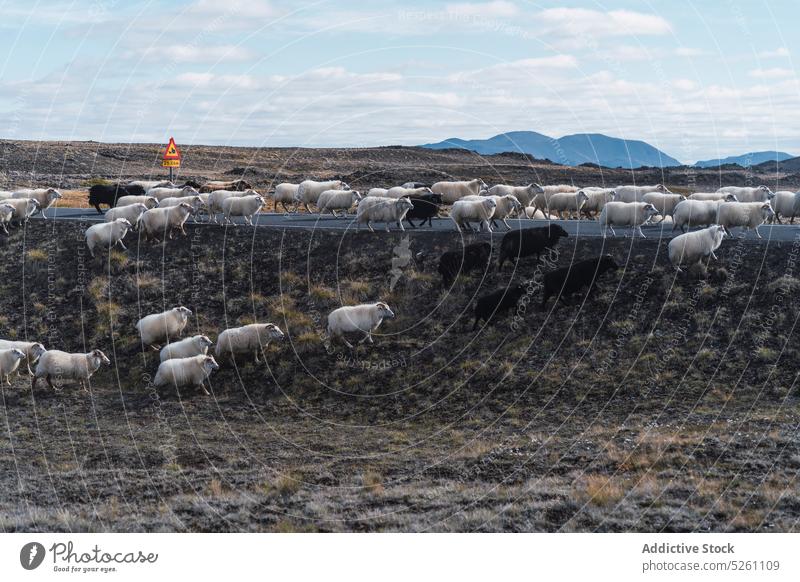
top-left (694, 151), bottom-right (794, 168)
top-left (752, 155), bottom-right (800, 173)
top-left (420, 131), bottom-right (681, 169)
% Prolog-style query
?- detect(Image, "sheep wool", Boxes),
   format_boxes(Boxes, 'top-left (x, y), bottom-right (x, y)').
top-left (327, 302), bottom-right (395, 348)
top-left (154, 355), bottom-right (219, 394)
top-left (668, 225), bottom-right (726, 271)
top-left (160, 335), bottom-right (214, 362)
top-left (32, 349), bottom-right (110, 391)
top-left (136, 307), bottom-right (192, 348)
top-left (215, 323), bottom-right (285, 363)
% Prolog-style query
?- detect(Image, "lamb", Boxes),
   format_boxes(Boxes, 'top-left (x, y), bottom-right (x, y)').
top-left (32, 349), bottom-right (110, 392)
top-left (199, 179), bottom-right (253, 193)
top-left (159, 335), bottom-right (214, 362)
top-left (498, 225), bottom-right (569, 271)
top-left (598, 202), bottom-right (660, 238)
top-left (0, 203), bottom-right (13, 234)
top-left (327, 302), bottom-right (395, 348)
top-left (473, 284), bottom-right (527, 330)
top-left (717, 185), bottom-right (774, 202)
top-left (222, 194), bottom-right (265, 225)
top-left (136, 306), bottom-right (192, 349)
top-left (431, 178), bottom-right (487, 203)
top-left (12, 188), bottom-right (62, 217)
top-left (404, 193), bottom-right (443, 227)
top-left (716, 201), bottom-right (774, 238)
top-left (153, 355), bottom-right (219, 395)
top-left (770, 190), bottom-right (800, 223)
top-left (576, 188), bottom-right (615, 219)
top-left (668, 225), bottom-right (726, 272)
top-left (642, 192), bottom-right (687, 223)
top-left (487, 184), bottom-right (543, 207)
top-left (140, 203), bottom-right (194, 240)
top-left (546, 191), bottom-right (588, 219)
top-left (356, 197), bottom-right (414, 232)
top-left (438, 242), bottom-right (492, 287)
top-left (612, 184), bottom-right (670, 203)
top-left (207, 189), bottom-right (259, 223)
top-left (115, 195), bottom-right (159, 209)
top-left (215, 323), bottom-right (285, 364)
top-left (541, 255), bottom-right (619, 309)
top-left (317, 189), bottom-right (362, 217)
top-left (270, 183), bottom-right (300, 213)
top-left (146, 185), bottom-right (200, 201)
top-left (5, 198), bottom-right (41, 226)
top-left (85, 218), bottom-right (133, 257)
top-left (671, 196), bottom-right (738, 232)
top-left (0, 348), bottom-right (26, 384)
top-left (0, 340), bottom-right (47, 375)
top-left (386, 186), bottom-right (433, 198)
top-left (88, 184), bottom-right (145, 214)
top-left (449, 198), bottom-right (496, 232)
top-left (296, 180), bottom-right (350, 213)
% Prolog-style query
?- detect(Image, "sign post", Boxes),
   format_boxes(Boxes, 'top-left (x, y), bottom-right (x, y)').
top-left (162, 137), bottom-right (181, 181)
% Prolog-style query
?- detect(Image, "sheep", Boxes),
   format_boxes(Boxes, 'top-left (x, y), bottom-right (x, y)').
top-left (438, 242), bottom-right (492, 287)
top-left (85, 218), bottom-right (133, 257)
top-left (0, 191), bottom-right (13, 200)
top-left (401, 182), bottom-right (429, 189)
top-left (717, 185), bottom-right (774, 202)
top-left (296, 180), bottom-right (350, 213)
top-left (0, 203), bottom-right (13, 234)
top-left (0, 348), bottom-right (26, 384)
top-left (136, 306), bottom-right (192, 349)
top-left (206, 189), bottom-right (259, 223)
top-left (598, 202), bottom-right (660, 238)
top-left (115, 195), bottom-right (159, 209)
top-left (431, 178), bottom-right (487, 203)
top-left (0, 340), bottom-right (47, 375)
top-left (530, 185), bottom-right (582, 215)
top-left (498, 225), bottom-right (569, 271)
top-left (405, 193), bottom-right (443, 227)
top-left (103, 202), bottom-right (148, 230)
top-left (668, 225), bottom-right (726, 272)
top-left (32, 349), bottom-right (110, 392)
top-left (770, 190), bottom-right (800, 223)
top-left (153, 355), bottom-right (219, 395)
top-left (128, 180), bottom-right (175, 190)
top-left (317, 189), bottom-right (362, 217)
top-left (5, 198), bottom-right (41, 226)
top-left (386, 186), bottom-right (433, 198)
top-left (716, 201), bottom-right (774, 238)
top-left (12, 188), bottom-right (62, 217)
top-left (576, 188), bottom-right (615, 219)
top-left (356, 197), bottom-right (414, 232)
top-left (215, 323), bottom-right (285, 364)
top-left (471, 194), bottom-right (522, 229)
top-left (689, 191), bottom-right (735, 202)
top-left (222, 194), bottom-right (265, 226)
top-left (671, 196), bottom-right (738, 232)
top-left (199, 179), bottom-right (253, 193)
top-left (541, 255), bottom-right (619, 309)
top-left (487, 184), bottom-right (543, 207)
top-left (146, 185), bottom-right (199, 201)
top-left (159, 195), bottom-right (204, 212)
top-left (270, 183), bottom-right (300, 213)
top-left (545, 191), bottom-right (588, 219)
top-left (327, 302), bottom-right (394, 348)
top-left (159, 335), bottom-right (214, 362)
top-left (88, 184), bottom-right (145, 214)
top-left (140, 203), bottom-right (194, 240)
top-left (367, 188), bottom-right (389, 198)
top-left (612, 184), bottom-right (670, 203)
top-left (450, 198), bottom-right (496, 232)
top-left (642, 192), bottom-right (687, 223)
top-left (541, 184), bottom-right (579, 194)
top-left (473, 284), bottom-right (527, 330)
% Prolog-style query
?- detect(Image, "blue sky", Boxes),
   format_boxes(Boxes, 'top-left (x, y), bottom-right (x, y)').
top-left (0, 0), bottom-right (798, 163)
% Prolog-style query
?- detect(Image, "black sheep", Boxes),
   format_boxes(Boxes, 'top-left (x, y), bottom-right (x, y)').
top-left (87, 184), bottom-right (146, 214)
top-left (540, 254), bottom-right (619, 309)
top-left (473, 284), bottom-right (527, 330)
top-left (438, 242), bottom-right (492, 287)
top-left (498, 224), bottom-right (569, 271)
top-left (405, 193), bottom-right (443, 227)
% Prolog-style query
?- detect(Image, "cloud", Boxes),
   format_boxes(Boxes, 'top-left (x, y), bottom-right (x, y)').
top-left (538, 8), bottom-right (672, 37)
top-left (133, 45), bottom-right (258, 63)
top-left (758, 47), bottom-right (790, 59)
top-left (190, 0), bottom-right (278, 19)
top-left (675, 47), bottom-right (709, 57)
top-left (749, 67), bottom-right (795, 79)
top-left (444, 1), bottom-right (519, 18)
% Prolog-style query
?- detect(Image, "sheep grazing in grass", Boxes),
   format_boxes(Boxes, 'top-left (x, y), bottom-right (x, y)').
top-left (140, 203), bottom-right (193, 240)
top-left (473, 284), bottom-right (527, 330)
top-left (716, 201), bottom-right (774, 238)
top-left (88, 184), bottom-right (145, 214)
top-left (270, 183), bottom-right (300, 213)
top-left (717, 185), bottom-right (774, 202)
top-left (317, 189), bottom-right (362, 217)
top-left (222, 194), bottom-right (265, 225)
top-left (5, 198), bottom-right (40, 226)
top-left (668, 225), bottom-right (726, 272)
top-left (450, 197), bottom-right (496, 232)
top-left (599, 202), bottom-right (659, 238)
top-left (431, 178), bottom-right (488, 203)
top-left (215, 323), bottom-right (285, 364)
top-left (104, 203), bottom-right (148, 230)
top-left (136, 306), bottom-right (192, 349)
top-left (12, 188), bottom-right (62, 217)
top-left (32, 349), bottom-right (110, 392)
top-left (404, 193), bottom-right (443, 227)
top-left (327, 302), bottom-right (395, 348)
top-left (85, 218), bottom-right (133, 257)
top-left (160, 335), bottom-right (214, 362)
top-left (0, 203), bottom-right (13, 234)
top-left (296, 180), bottom-right (350, 213)
top-left (356, 197), bottom-right (414, 232)
top-left (612, 184), bottom-right (670, 203)
top-left (576, 188), bottom-right (615, 219)
top-left (770, 190), bottom-right (800, 223)
top-left (498, 225), bottom-right (569, 271)
top-left (487, 184), bottom-right (543, 207)
top-left (438, 242), bottom-right (492, 287)
top-left (642, 192), bottom-right (687, 223)
top-left (671, 196), bottom-right (738, 232)
top-left (541, 255), bottom-right (619, 309)
top-left (0, 340), bottom-right (46, 375)
top-left (0, 348), bottom-right (26, 384)
top-left (153, 355), bottom-right (219, 395)
top-left (116, 195), bottom-right (159, 209)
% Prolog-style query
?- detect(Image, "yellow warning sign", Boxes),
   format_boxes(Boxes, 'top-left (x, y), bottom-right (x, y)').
top-left (162, 159), bottom-right (181, 167)
top-left (162, 137), bottom-right (181, 162)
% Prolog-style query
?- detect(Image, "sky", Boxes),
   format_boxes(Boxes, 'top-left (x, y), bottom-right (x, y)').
top-left (0, 0), bottom-right (798, 163)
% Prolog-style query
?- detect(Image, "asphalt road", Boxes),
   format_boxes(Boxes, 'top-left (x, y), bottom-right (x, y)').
top-left (32, 207), bottom-right (800, 242)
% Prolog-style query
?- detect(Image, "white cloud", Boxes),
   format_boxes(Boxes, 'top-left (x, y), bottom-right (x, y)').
top-left (190, 0), bottom-right (278, 19)
top-left (445, 1), bottom-right (518, 18)
top-left (539, 8), bottom-right (672, 37)
top-left (675, 47), bottom-right (709, 57)
top-left (749, 67), bottom-right (795, 79)
top-left (133, 45), bottom-right (257, 63)
top-left (758, 47), bottom-right (790, 59)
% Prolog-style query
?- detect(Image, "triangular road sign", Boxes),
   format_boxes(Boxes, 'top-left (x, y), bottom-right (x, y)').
top-left (163, 137), bottom-right (181, 160)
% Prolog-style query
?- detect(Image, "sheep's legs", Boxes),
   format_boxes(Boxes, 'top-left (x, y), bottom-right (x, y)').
top-left (117, 240), bottom-right (128, 250)
top-left (636, 226), bottom-right (646, 238)
top-left (254, 349), bottom-right (261, 364)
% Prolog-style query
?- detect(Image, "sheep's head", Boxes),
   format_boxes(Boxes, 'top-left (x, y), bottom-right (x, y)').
top-left (576, 191), bottom-right (590, 206)
top-left (196, 335), bottom-right (214, 348)
top-left (0, 203), bottom-right (13, 215)
top-left (203, 356), bottom-right (220, 373)
top-left (262, 323), bottom-right (285, 342)
top-left (9, 348), bottom-right (26, 361)
top-left (146, 196), bottom-right (159, 208)
top-left (375, 302), bottom-right (395, 320)
top-left (507, 195), bottom-right (522, 212)
top-left (175, 306), bottom-right (192, 319)
top-left (182, 186), bottom-right (200, 196)
top-left (341, 181), bottom-right (351, 190)
top-left (549, 224), bottom-right (569, 239)
top-left (483, 198), bottom-right (497, 210)
top-left (397, 198), bottom-right (414, 212)
top-left (761, 202), bottom-right (775, 217)
top-left (253, 195), bottom-right (266, 206)
top-left (600, 254), bottom-right (620, 272)
top-left (47, 188), bottom-right (63, 200)
top-left (116, 218), bottom-right (133, 231)
top-left (713, 224), bottom-right (728, 238)
top-left (724, 194), bottom-right (738, 202)
top-left (529, 183), bottom-right (545, 194)
top-left (31, 343), bottom-right (46, 360)
top-left (644, 203), bottom-right (659, 217)
top-left (657, 184), bottom-right (671, 193)
top-left (177, 202), bottom-right (193, 214)
top-left (92, 349), bottom-right (111, 366)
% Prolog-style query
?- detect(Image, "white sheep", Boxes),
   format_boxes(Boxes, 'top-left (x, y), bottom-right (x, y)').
top-left (599, 201), bottom-right (660, 238)
top-left (222, 194), bottom-right (265, 226)
top-left (386, 186), bottom-right (432, 198)
top-left (546, 191), bottom-right (588, 219)
top-left (296, 180), bottom-right (350, 213)
top-left (668, 225), bottom-right (727, 272)
top-left (270, 183), bottom-right (300, 213)
top-left (367, 188), bottom-right (390, 198)
top-left (642, 192), bottom-right (687, 224)
top-left (450, 197), bottom-right (497, 232)
top-left (717, 185), bottom-right (774, 202)
top-left (5, 198), bottom-right (41, 225)
top-left (530, 185), bottom-right (581, 215)
top-left (153, 355), bottom-right (219, 395)
top-left (159, 335), bottom-right (213, 362)
top-left (32, 349), bottom-right (110, 391)
top-left (716, 201), bottom-right (775, 238)
top-left (487, 184), bottom-right (543, 207)
top-left (12, 188), bottom-right (62, 217)
top-left (356, 197), bottom-right (414, 232)
top-left (671, 197), bottom-right (737, 232)
top-left (431, 178), bottom-right (487, 203)
top-left (612, 184), bottom-right (670, 203)
top-left (576, 188), bottom-right (615, 219)
top-left (136, 306), bottom-right (192, 348)
top-left (129, 180), bottom-right (174, 190)
top-left (104, 203), bottom-right (148, 230)
top-left (215, 323), bottom-right (285, 364)
top-left (317, 189), bottom-right (362, 217)
top-left (207, 189), bottom-right (259, 223)
top-left (0, 203), bottom-right (14, 234)
top-left (770, 190), bottom-right (800, 223)
top-left (146, 185), bottom-right (199, 201)
top-left (116, 195), bottom-right (159, 209)
top-left (140, 203), bottom-right (193, 240)
top-left (464, 194), bottom-right (521, 229)
top-left (327, 302), bottom-right (395, 348)
top-left (85, 218), bottom-right (133, 257)
top-left (0, 348), bottom-right (26, 384)
top-left (688, 192), bottom-right (734, 202)
top-left (159, 195), bottom-right (205, 213)
top-left (0, 340), bottom-right (47, 375)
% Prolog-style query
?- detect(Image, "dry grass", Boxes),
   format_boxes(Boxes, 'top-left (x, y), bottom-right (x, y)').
top-left (578, 474), bottom-right (627, 507)
top-left (58, 190), bottom-right (90, 208)
top-left (26, 248), bottom-right (48, 262)
top-left (362, 470), bottom-right (384, 495)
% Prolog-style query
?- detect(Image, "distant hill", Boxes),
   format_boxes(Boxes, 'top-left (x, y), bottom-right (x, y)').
top-left (694, 151), bottom-right (794, 168)
top-left (420, 131), bottom-right (681, 169)
top-left (752, 155), bottom-right (800, 173)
